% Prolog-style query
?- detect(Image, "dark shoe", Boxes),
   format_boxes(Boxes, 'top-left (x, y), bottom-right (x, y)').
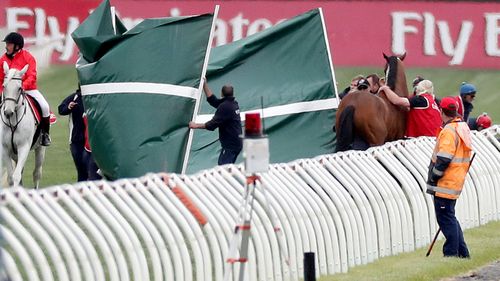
top-left (41, 133), bottom-right (51, 146)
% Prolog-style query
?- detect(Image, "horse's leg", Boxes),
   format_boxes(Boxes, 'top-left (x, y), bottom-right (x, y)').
top-left (33, 146), bottom-right (46, 189)
top-left (20, 167), bottom-right (25, 186)
top-left (1, 169), bottom-right (8, 187)
top-left (11, 145), bottom-right (30, 187)
top-left (1, 150), bottom-right (14, 186)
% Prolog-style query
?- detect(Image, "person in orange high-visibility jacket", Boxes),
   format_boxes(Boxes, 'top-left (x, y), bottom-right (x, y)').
top-left (427, 96), bottom-right (473, 258)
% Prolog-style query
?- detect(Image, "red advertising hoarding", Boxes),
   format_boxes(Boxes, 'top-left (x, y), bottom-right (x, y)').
top-left (1, 0), bottom-right (500, 68)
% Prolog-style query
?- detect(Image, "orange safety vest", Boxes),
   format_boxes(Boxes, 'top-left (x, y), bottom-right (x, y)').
top-left (427, 117), bottom-right (472, 199)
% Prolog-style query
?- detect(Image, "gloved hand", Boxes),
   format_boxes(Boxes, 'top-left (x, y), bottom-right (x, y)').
top-left (427, 163), bottom-right (441, 185)
top-left (427, 178), bottom-right (437, 186)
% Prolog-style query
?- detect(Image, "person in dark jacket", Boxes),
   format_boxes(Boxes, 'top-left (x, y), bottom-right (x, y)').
top-left (82, 113), bottom-right (102, 180)
top-left (58, 86), bottom-right (88, 181)
top-left (189, 79), bottom-right (243, 165)
top-left (458, 82), bottom-right (476, 122)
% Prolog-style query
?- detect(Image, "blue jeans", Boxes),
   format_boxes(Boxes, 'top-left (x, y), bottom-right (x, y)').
top-left (434, 196), bottom-right (469, 258)
top-left (218, 148), bottom-right (240, 165)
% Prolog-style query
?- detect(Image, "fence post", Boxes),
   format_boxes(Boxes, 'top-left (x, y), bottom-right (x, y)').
top-left (304, 252), bottom-right (316, 281)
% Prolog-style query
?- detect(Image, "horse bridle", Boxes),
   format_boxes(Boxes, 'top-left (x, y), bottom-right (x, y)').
top-left (1, 76), bottom-right (28, 135)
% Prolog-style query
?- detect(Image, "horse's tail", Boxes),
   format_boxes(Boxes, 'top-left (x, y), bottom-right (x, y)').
top-left (335, 105), bottom-right (355, 152)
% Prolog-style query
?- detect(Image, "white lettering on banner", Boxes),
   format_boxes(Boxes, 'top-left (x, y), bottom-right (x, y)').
top-left (391, 12), bottom-right (422, 55)
top-left (6, 5), bottom-right (497, 65)
top-left (423, 13), bottom-right (436, 55)
top-left (34, 8), bottom-right (47, 45)
top-left (230, 13), bottom-right (250, 42)
top-left (214, 19), bottom-right (228, 46)
top-left (170, 8), bottom-right (181, 17)
top-left (6, 7), bottom-right (33, 30)
top-left (437, 20), bottom-right (473, 65)
top-left (6, 7), bottom-right (79, 61)
top-left (4, 6), bottom-right (281, 61)
top-left (247, 18), bottom-right (273, 36)
top-left (485, 13), bottom-right (500, 56)
top-left (392, 11), bottom-right (474, 65)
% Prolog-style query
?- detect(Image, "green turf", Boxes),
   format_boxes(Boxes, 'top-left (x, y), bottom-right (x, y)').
top-left (19, 65), bottom-right (500, 188)
top-left (21, 65), bottom-right (80, 188)
top-left (320, 220), bottom-right (500, 281)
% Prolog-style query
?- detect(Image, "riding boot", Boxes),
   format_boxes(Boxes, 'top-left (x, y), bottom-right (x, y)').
top-left (40, 116), bottom-right (51, 146)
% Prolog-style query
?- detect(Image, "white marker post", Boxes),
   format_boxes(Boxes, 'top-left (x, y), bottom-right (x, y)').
top-left (182, 5), bottom-right (220, 174)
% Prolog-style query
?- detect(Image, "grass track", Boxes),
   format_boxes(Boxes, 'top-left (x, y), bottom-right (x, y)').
top-left (320, 221), bottom-right (500, 281)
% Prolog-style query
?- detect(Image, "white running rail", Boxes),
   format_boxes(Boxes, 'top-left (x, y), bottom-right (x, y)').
top-left (0, 125), bottom-right (499, 281)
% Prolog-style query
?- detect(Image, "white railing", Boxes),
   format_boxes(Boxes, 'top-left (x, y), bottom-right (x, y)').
top-left (0, 125), bottom-right (499, 281)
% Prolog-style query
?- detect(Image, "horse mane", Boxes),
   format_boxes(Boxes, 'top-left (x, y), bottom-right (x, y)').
top-left (385, 56), bottom-right (398, 90)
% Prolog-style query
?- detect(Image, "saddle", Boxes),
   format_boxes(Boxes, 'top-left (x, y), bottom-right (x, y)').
top-left (25, 95), bottom-right (57, 148)
top-left (26, 95), bottom-right (41, 124)
top-left (26, 95), bottom-right (58, 125)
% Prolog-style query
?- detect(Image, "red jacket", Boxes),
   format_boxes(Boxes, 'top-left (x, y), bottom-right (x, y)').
top-left (406, 93), bottom-right (442, 137)
top-left (0, 49), bottom-right (38, 93)
top-left (453, 96), bottom-right (464, 118)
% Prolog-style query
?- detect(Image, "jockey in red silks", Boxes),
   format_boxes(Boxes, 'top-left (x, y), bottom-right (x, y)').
top-left (0, 32), bottom-right (51, 146)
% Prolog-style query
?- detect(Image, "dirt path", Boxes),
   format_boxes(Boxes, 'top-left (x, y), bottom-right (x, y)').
top-left (443, 260), bottom-right (500, 281)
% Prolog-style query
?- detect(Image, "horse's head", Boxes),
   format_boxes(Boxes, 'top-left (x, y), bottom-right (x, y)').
top-left (2, 61), bottom-right (28, 119)
top-left (382, 53), bottom-right (409, 97)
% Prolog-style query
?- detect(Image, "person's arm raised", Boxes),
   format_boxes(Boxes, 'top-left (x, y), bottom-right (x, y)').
top-left (202, 77), bottom-right (213, 98)
top-left (379, 85), bottom-right (410, 107)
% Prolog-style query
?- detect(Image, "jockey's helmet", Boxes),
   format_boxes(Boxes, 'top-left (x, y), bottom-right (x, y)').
top-left (3, 32), bottom-right (24, 49)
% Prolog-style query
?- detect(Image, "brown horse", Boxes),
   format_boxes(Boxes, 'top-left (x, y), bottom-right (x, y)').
top-left (335, 53), bottom-right (409, 152)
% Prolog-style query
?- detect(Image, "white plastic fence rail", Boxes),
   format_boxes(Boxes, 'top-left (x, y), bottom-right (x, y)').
top-left (0, 125), bottom-right (499, 281)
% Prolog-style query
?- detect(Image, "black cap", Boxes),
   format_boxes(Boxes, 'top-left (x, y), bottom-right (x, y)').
top-left (3, 32), bottom-right (24, 49)
top-left (357, 79), bottom-right (370, 90)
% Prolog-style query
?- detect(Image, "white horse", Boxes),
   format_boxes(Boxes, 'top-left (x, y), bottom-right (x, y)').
top-left (1, 62), bottom-right (45, 188)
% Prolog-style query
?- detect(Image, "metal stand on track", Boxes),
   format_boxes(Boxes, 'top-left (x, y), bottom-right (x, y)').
top-left (224, 113), bottom-right (289, 281)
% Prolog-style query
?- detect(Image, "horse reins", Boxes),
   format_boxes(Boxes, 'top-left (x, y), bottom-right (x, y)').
top-left (1, 77), bottom-right (28, 154)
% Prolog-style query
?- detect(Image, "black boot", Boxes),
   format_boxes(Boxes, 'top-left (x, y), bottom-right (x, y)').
top-left (40, 116), bottom-right (51, 146)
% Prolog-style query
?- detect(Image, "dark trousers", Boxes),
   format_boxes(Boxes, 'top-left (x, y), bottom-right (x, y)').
top-left (83, 151), bottom-right (102, 180)
top-left (434, 196), bottom-right (470, 258)
top-left (70, 142), bottom-right (88, 182)
top-left (218, 148), bottom-right (241, 165)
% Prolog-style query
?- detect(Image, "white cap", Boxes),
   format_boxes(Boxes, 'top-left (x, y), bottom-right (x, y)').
top-left (415, 80), bottom-right (434, 96)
